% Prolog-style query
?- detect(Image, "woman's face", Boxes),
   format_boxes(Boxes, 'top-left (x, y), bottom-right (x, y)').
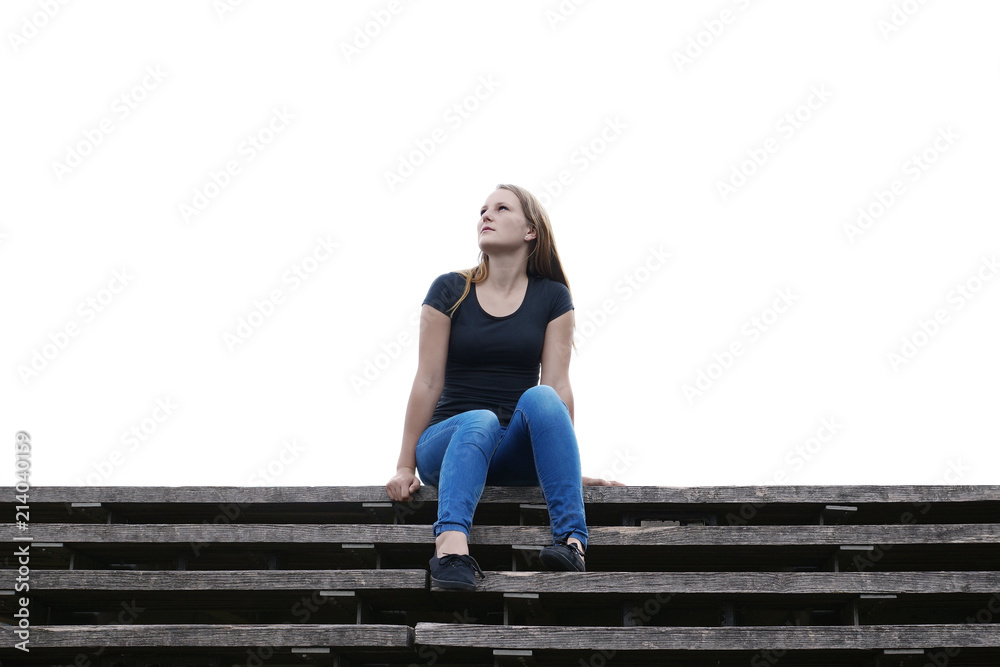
top-left (478, 189), bottom-right (535, 253)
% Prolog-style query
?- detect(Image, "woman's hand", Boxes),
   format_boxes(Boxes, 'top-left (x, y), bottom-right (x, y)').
top-left (582, 475), bottom-right (626, 486)
top-left (386, 467), bottom-right (421, 501)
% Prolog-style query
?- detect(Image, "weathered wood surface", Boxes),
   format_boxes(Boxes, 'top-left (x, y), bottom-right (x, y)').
top-left (5, 485), bottom-right (999, 504)
top-left (1, 624), bottom-right (414, 649)
top-left (469, 570), bottom-right (1000, 594)
top-left (0, 568), bottom-right (426, 590)
top-left (4, 522), bottom-right (998, 545)
top-left (414, 623), bottom-right (1000, 650)
top-left (7, 568), bottom-right (994, 594)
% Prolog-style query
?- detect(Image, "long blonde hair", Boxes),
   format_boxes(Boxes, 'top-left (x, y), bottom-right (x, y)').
top-left (446, 184), bottom-right (576, 350)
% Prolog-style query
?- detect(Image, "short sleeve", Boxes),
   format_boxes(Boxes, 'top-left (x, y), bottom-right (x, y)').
top-left (548, 281), bottom-right (574, 322)
top-left (422, 272), bottom-right (460, 315)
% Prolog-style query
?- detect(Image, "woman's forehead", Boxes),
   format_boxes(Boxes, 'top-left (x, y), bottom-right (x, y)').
top-left (484, 190), bottom-right (518, 208)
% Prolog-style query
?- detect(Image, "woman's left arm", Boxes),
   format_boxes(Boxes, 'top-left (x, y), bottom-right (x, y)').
top-left (539, 309), bottom-right (575, 424)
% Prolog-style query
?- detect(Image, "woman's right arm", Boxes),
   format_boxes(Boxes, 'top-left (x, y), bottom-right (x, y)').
top-left (386, 304), bottom-right (451, 501)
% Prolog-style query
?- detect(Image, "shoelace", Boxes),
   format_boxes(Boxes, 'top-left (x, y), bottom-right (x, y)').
top-left (439, 553), bottom-right (487, 580)
top-left (556, 532), bottom-right (585, 559)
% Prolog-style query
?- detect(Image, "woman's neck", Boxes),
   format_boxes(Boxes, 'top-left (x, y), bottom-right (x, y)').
top-left (482, 259), bottom-right (528, 295)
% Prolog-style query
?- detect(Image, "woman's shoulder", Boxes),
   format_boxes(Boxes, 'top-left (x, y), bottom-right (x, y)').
top-left (531, 275), bottom-right (573, 317)
top-left (430, 270), bottom-right (466, 285)
top-left (426, 271), bottom-right (469, 299)
top-left (533, 274), bottom-right (570, 295)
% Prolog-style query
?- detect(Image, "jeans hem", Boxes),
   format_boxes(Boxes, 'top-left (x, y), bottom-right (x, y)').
top-left (433, 522), bottom-right (469, 539)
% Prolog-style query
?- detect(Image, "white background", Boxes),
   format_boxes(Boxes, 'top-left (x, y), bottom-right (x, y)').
top-left (3, 1), bottom-right (998, 488)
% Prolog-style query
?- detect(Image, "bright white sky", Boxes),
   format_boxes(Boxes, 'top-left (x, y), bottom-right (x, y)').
top-left (3, 1), bottom-right (998, 487)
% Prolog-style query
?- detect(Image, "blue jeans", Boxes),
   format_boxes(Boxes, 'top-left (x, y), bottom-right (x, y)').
top-left (415, 384), bottom-right (588, 551)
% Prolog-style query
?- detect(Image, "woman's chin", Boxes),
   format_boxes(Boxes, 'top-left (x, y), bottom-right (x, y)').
top-left (478, 239), bottom-right (514, 256)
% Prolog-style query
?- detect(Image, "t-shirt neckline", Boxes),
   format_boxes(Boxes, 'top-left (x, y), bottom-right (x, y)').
top-left (472, 276), bottom-right (532, 320)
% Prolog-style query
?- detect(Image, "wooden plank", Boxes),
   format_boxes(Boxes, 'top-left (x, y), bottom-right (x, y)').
top-left (414, 623), bottom-right (1000, 650)
top-left (3, 624), bottom-right (413, 649)
top-left (473, 571), bottom-right (1000, 594)
top-left (0, 569), bottom-right (426, 590)
top-left (3, 523), bottom-right (998, 545)
top-left (5, 485), bottom-right (999, 505)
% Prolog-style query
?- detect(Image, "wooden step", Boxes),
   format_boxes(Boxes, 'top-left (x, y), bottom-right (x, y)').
top-left (7, 569), bottom-right (995, 595)
top-left (414, 622), bottom-right (1000, 650)
top-left (4, 522), bottom-right (997, 545)
top-left (0, 568), bottom-right (426, 590)
top-left (1, 623), bottom-right (413, 648)
top-left (11, 484), bottom-right (999, 504)
top-left (470, 570), bottom-right (1000, 594)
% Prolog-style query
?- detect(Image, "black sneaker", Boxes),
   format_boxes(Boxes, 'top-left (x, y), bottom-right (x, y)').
top-left (429, 552), bottom-right (486, 591)
top-left (539, 532), bottom-right (586, 572)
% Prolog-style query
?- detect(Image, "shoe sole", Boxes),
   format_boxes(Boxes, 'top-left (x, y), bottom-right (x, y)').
top-left (430, 576), bottom-right (478, 591)
top-left (539, 550), bottom-right (585, 572)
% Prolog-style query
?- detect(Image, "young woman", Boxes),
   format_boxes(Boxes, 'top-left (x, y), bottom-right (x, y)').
top-left (385, 183), bottom-right (622, 591)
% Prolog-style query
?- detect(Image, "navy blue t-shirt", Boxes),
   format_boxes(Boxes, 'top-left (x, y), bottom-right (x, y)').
top-left (422, 271), bottom-right (574, 428)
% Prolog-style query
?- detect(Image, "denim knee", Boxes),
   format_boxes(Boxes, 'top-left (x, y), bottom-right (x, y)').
top-left (522, 384), bottom-right (564, 406)
top-left (518, 384), bottom-right (569, 421)
top-left (417, 409), bottom-right (502, 485)
top-left (459, 409), bottom-right (501, 459)
top-left (467, 408), bottom-right (502, 428)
